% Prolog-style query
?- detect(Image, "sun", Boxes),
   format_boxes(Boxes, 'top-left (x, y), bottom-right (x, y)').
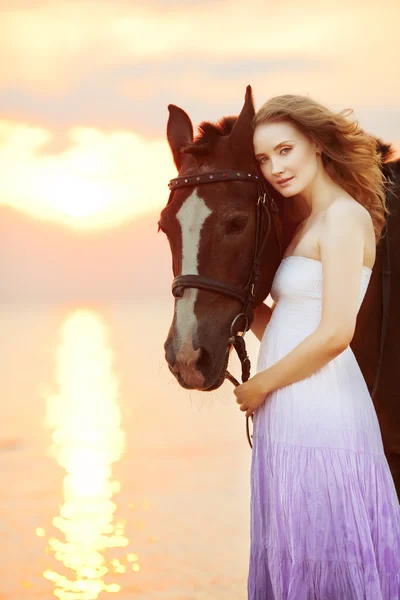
top-left (0, 121), bottom-right (176, 231)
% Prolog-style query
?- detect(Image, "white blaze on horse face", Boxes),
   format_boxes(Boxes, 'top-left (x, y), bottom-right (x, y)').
top-left (175, 191), bottom-right (212, 352)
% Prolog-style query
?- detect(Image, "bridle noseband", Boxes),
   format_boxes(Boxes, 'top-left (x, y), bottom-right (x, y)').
top-left (167, 169), bottom-right (282, 448)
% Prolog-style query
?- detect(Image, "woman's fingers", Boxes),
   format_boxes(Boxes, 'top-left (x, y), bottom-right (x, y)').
top-left (235, 393), bottom-right (253, 416)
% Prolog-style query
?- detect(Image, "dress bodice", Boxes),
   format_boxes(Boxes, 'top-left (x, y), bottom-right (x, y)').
top-left (268, 255), bottom-right (372, 336)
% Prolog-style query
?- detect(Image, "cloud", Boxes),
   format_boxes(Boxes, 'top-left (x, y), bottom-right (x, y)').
top-left (0, 0), bottom-right (398, 145)
top-left (1, 56), bottom-right (400, 153)
top-left (0, 0), bottom-right (399, 235)
top-left (1, 0), bottom-right (398, 92)
top-left (0, 120), bottom-right (176, 230)
top-left (0, 57), bottom-right (325, 138)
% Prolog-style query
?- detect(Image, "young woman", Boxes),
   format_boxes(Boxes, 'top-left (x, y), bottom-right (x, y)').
top-left (234, 95), bottom-right (400, 599)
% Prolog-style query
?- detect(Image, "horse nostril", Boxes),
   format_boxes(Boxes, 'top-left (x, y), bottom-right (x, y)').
top-left (196, 346), bottom-right (212, 373)
top-left (164, 337), bottom-right (176, 368)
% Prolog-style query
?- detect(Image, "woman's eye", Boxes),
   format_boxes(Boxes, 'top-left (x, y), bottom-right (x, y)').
top-left (259, 148), bottom-right (290, 163)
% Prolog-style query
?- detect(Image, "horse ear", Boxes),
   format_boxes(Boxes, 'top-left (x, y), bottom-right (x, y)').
top-left (167, 105), bottom-right (194, 170)
top-left (228, 85), bottom-right (256, 159)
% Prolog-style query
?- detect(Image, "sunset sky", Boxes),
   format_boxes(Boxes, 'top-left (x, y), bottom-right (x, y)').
top-left (1, 0), bottom-right (399, 300)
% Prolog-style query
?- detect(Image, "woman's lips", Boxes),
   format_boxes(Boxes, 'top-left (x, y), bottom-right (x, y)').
top-left (277, 176), bottom-right (294, 187)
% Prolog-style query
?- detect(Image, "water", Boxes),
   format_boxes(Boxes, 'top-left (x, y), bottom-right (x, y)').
top-left (0, 303), bottom-right (260, 599)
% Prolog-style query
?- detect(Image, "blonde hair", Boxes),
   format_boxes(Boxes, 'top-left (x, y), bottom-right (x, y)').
top-left (252, 94), bottom-right (391, 244)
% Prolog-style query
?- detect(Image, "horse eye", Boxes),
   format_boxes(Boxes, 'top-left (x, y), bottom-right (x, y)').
top-left (225, 216), bottom-right (248, 234)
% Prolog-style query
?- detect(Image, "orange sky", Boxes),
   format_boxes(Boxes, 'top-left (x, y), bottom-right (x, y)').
top-left (1, 0), bottom-right (399, 230)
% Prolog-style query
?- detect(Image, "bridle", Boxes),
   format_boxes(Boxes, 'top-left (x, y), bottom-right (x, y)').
top-left (167, 168), bottom-right (282, 448)
top-left (165, 167), bottom-right (391, 450)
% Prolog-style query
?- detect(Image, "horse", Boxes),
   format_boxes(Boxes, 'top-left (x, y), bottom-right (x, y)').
top-left (159, 85), bottom-right (400, 499)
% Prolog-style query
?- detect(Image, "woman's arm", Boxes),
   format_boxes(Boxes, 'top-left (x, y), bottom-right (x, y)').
top-left (256, 202), bottom-right (372, 394)
top-left (251, 301), bottom-right (276, 342)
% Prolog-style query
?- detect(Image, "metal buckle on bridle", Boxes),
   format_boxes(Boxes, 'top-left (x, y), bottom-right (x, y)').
top-left (257, 193), bottom-right (278, 212)
top-left (270, 198), bottom-right (279, 211)
top-left (228, 312), bottom-right (249, 344)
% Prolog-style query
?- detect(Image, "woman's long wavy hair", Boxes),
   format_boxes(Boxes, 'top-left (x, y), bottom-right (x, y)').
top-left (252, 95), bottom-right (392, 244)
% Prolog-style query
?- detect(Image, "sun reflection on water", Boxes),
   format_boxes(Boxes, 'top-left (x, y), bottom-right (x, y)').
top-left (44, 309), bottom-right (130, 599)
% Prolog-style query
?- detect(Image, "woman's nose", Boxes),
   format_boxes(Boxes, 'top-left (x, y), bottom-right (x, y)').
top-left (271, 161), bottom-right (284, 175)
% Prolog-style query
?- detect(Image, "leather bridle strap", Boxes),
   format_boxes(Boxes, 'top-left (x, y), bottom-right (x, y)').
top-left (172, 275), bottom-right (247, 304)
top-left (168, 169), bottom-right (261, 190)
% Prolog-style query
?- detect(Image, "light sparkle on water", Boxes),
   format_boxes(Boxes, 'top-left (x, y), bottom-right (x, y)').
top-left (43, 309), bottom-right (139, 599)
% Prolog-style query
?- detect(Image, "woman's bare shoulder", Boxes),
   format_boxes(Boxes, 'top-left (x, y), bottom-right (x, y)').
top-left (324, 197), bottom-right (373, 231)
top-left (322, 197), bottom-right (376, 263)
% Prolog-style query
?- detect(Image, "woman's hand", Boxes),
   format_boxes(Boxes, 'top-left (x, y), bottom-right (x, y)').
top-left (233, 371), bottom-right (270, 417)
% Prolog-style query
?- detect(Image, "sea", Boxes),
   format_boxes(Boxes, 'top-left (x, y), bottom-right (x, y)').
top-left (0, 302), bottom-right (261, 600)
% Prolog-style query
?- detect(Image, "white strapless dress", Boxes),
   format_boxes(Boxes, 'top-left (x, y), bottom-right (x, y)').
top-left (248, 256), bottom-right (400, 600)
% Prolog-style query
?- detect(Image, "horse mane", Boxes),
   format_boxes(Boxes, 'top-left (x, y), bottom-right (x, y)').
top-left (376, 138), bottom-right (396, 163)
top-left (182, 116), bottom-right (238, 156)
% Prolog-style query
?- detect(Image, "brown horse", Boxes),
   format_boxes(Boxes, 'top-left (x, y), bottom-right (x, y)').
top-left (159, 85), bottom-right (400, 499)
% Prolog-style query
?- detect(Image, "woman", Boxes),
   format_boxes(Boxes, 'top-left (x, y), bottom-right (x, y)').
top-left (234, 95), bottom-right (400, 599)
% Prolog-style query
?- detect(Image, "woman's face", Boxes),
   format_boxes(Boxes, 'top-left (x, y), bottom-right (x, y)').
top-left (253, 120), bottom-right (321, 198)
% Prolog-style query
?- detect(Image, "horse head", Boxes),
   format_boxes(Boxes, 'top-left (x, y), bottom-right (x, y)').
top-left (159, 86), bottom-right (291, 391)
